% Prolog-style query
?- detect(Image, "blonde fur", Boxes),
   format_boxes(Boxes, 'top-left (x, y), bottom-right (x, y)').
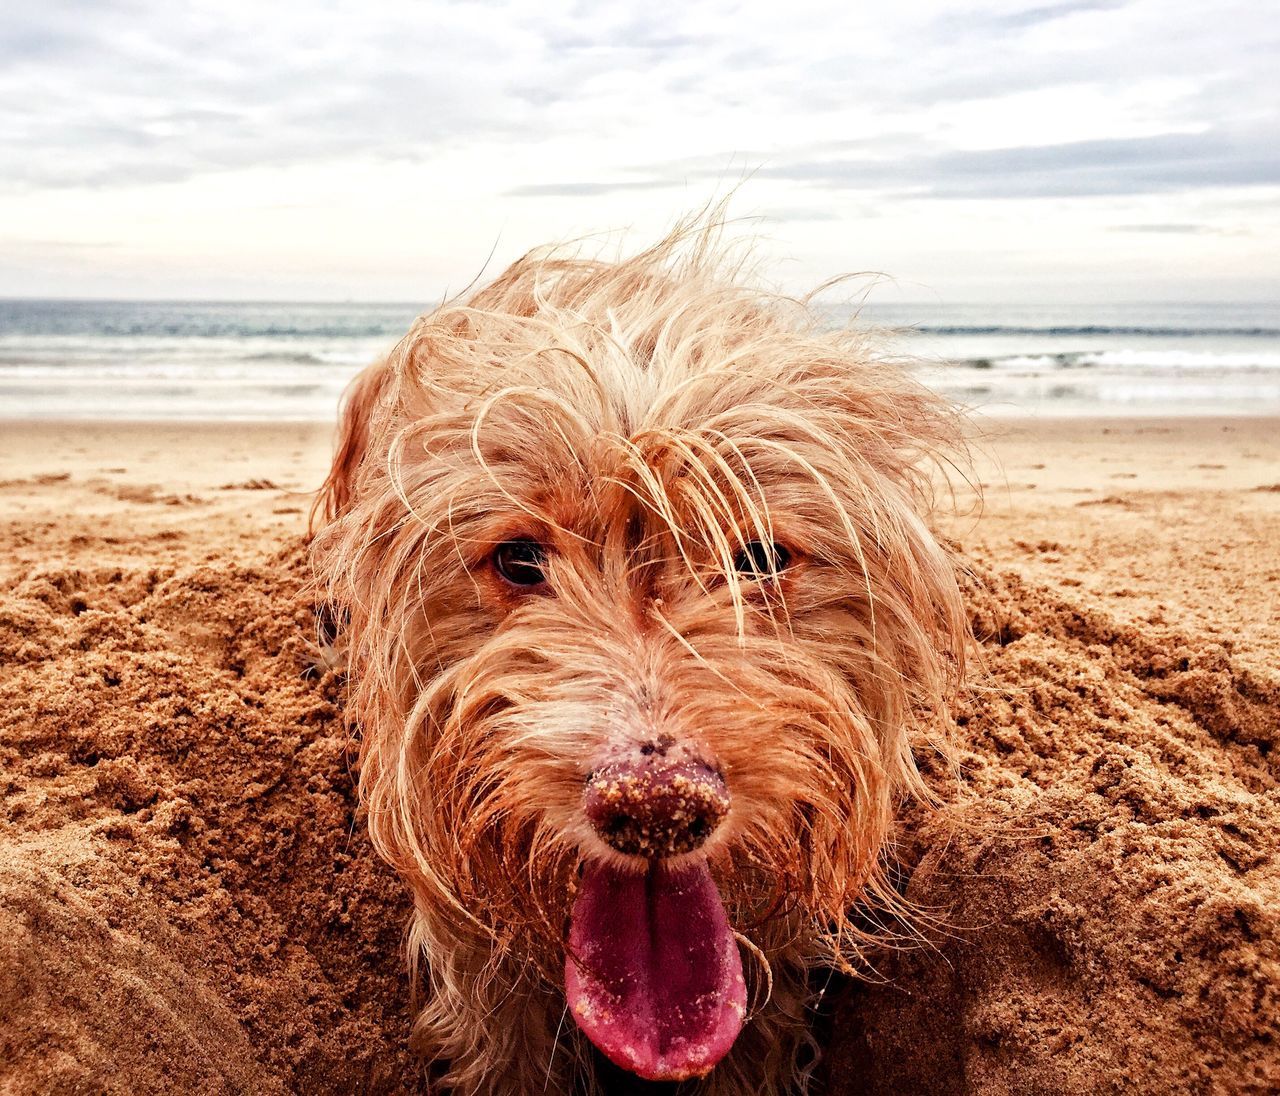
top-left (310, 217), bottom-right (968, 1094)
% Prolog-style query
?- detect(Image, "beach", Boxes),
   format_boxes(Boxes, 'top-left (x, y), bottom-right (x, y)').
top-left (2, 415), bottom-right (1278, 1093)
top-left (4, 416), bottom-right (1276, 645)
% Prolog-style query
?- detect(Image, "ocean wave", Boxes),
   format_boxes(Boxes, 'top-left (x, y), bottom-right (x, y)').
top-left (0, 362), bottom-right (360, 382)
top-left (0, 339), bottom-right (380, 374)
top-left (79, 324), bottom-right (405, 338)
top-left (944, 349), bottom-right (1280, 372)
top-left (240, 351), bottom-right (329, 365)
top-left (0, 300), bottom-right (421, 339)
top-left (911, 325), bottom-right (1280, 338)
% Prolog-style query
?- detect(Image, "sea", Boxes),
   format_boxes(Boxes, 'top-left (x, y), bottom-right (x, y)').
top-left (1, 298), bottom-right (1278, 421)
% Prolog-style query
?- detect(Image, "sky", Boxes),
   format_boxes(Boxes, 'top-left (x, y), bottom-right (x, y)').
top-left (1, 0), bottom-right (1277, 303)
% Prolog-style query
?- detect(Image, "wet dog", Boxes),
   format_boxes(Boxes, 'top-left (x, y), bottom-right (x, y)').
top-left (310, 222), bottom-right (967, 1093)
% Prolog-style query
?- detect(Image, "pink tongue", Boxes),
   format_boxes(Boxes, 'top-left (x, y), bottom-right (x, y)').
top-left (565, 860), bottom-right (747, 1082)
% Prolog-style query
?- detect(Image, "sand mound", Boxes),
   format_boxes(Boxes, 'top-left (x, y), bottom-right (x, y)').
top-left (832, 564), bottom-right (1280, 1095)
top-left (0, 551), bottom-right (414, 1094)
top-left (1, 548), bottom-right (1277, 1093)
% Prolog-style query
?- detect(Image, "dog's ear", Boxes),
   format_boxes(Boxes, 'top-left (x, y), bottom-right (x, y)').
top-left (310, 357), bottom-right (395, 534)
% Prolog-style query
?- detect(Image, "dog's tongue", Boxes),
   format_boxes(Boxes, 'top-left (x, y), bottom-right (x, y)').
top-left (566, 860), bottom-right (746, 1081)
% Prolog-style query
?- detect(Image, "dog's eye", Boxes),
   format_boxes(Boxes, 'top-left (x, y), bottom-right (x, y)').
top-left (732, 541), bottom-right (791, 579)
top-left (493, 539), bottom-right (548, 588)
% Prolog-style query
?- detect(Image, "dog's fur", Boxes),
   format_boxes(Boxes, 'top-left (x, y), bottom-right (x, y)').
top-left (310, 220), bottom-right (968, 1094)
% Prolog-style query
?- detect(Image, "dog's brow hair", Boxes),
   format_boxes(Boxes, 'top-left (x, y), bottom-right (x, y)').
top-left (466, 387), bottom-right (584, 542)
top-left (745, 433), bottom-right (879, 639)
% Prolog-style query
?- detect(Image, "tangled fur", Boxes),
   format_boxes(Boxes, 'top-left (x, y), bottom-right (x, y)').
top-left (310, 218), bottom-right (968, 1094)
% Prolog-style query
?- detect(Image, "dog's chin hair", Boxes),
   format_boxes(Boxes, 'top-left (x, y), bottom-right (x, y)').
top-left (310, 212), bottom-right (970, 1095)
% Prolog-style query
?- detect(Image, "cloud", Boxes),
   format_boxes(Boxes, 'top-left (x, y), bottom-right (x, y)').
top-left (4, 0), bottom-right (1276, 198)
top-left (504, 130), bottom-right (1280, 202)
top-left (761, 131), bottom-right (1280, 198)
top-left (757, 207), bottom-right (841, 223)
top-left (967, 0), bottom-right (1129, 31)
top-left (505, 179), bottom-right (682, 197)
top-left (1109, 223), bottom-right (1215, 233)
top-left (0, 2), bottom-right (546, 190)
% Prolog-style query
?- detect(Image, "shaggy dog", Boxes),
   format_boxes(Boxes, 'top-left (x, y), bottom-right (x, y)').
top-left (310, 221), bottom-right (967, 1094)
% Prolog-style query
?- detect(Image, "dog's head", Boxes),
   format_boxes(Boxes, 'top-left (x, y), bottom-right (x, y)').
top-left (312, 226), bottom-right (967, 1083)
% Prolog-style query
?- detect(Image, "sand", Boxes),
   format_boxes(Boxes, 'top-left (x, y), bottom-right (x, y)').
top-left (1, 417), bottom-right (1278, 1094)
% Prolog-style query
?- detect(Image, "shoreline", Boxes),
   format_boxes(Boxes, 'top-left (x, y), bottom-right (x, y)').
top-left (3, 411), bottom-right (1276, 426)
top-left (5, 405), bottom-right (1280, 423)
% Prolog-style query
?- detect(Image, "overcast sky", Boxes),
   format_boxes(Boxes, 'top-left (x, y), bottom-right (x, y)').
top-left (1, 0), bottom-right (1277, 302)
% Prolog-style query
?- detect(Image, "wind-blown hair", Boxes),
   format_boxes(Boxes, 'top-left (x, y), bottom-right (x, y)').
top-left (311, 218), bottom-right (969, 1095)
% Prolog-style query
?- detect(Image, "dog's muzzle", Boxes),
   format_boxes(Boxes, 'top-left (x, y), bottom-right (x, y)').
top-left (570, 753), bottom-right (744, 1078)
top-left (584, 757), bottom-right (729, 858)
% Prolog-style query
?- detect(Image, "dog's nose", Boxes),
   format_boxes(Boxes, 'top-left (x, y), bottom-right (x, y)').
top-left (584, 758), bottom-right (729, 858)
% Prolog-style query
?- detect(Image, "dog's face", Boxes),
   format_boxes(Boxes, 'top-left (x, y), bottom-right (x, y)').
top-left (315, 236), bottom-right (965, 1085)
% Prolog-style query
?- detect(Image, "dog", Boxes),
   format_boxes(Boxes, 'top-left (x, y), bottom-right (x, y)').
top-left (310, 219), bottom-right (968, 1094)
